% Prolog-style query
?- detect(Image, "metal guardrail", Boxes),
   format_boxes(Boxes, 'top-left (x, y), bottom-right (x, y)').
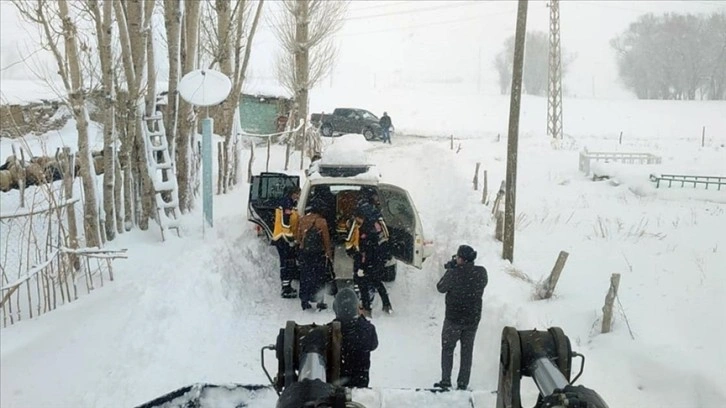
top-left (649, 174), bottom-right (725, 190)
top-left (579, 150), bottom-right (661, 174)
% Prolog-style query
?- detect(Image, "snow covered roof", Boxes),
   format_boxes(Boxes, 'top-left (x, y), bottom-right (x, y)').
top-left (306, 134), bottom-right (380, 182)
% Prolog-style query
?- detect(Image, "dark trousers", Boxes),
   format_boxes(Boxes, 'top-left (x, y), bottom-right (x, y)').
top-left (381, 128), bottom-right (391, 144)
top-left (299, 253), bottom-right (326, 303)
top-left (356, 276), bottom-right (391, 311)
top-left (441, 319), bottom-right (479, 387)
top-left (274, 239), bottom-right (297, 284)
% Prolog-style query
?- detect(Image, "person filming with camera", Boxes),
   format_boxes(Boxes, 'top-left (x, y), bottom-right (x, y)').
top-left (433, 245), bottom-right (488, 391)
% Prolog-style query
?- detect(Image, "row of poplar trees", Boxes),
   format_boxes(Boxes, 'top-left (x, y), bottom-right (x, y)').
top-left (12, 0), bottom-right (265, 246)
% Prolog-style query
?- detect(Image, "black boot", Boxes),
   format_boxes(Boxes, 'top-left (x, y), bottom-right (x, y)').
top-left (281, 281), bottom-right (297, 299)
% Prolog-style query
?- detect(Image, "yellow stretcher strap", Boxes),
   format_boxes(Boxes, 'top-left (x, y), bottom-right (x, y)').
top-left (272, 207), bottom-right (299, 241)
top-left (344, 220), bottom-right (360, 251)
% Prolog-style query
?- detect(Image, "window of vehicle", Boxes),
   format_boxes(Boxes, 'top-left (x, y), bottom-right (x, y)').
top-left (357, 110), bottom-right (379, 121)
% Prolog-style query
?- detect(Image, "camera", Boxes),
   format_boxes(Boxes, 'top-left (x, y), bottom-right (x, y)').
top-left (444, 255), bottom-right (457, 270)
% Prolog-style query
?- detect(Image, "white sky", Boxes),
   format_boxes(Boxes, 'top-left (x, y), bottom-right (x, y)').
top-left (2, 1), bottom-right (725, 100)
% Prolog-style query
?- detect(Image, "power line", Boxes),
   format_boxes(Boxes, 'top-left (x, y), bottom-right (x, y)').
top-left (259, 1), bottom-right (498, 30)
top-left (345, 1), bottom-right (488, 22)
top-left (338, 9), bottom-right (513, 37)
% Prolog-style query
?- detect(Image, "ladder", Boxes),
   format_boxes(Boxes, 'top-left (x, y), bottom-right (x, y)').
top-left (143, 113), bottom-right (181, 241)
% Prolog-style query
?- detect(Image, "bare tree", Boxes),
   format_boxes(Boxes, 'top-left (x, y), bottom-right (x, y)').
top-left (12, 0), bottom-right (102, 248)
top-left (164, 0), bottom-right (182, 151)
top-left (176, 0), bottom-right (202, 212)
top-left (271, 0), bottom-right (347, 152)
top-left (612, 12), bottom-right (726, 100)
top-left (495, 31), bottom-right (575, 96)
top-left (88, 0), bottom-right (117, 241)
top-left (202, 0), bottom-right (265, 193)
top-left (114, 0), bottom-right (156, 230)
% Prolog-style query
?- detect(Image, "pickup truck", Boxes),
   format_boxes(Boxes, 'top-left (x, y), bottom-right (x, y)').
top-left (310, 108), bottom-right (383, 141)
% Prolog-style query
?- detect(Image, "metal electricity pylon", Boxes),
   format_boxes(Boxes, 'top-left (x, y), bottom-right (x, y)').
top-left (546, 0), bottom-right (563, 140)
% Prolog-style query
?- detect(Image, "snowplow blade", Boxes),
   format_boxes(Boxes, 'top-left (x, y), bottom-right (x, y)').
top-left (134, 383), bottom-right (278, 408)
top-left (135, 383), bottom-right (495, 408)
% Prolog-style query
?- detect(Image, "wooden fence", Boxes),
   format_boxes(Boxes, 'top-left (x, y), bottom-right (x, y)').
top-left (0, 183), bottom-right (127, 327)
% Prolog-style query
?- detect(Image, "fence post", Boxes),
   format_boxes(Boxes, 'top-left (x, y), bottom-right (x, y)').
top-left (247, 140), bottom-right (255, 183)
top-left (450, 135), bottom-right (454, 150)
top-left (61, 147), bottom-right (80, 272)
top-left (601, 273), bottom-right (621, 333)
top-left (497, 133), bottom-right (501, 142)
top-left (701, 126), bottom-right (705, 147)
top-left (473, 162), bottom-right (480, 190)
top-left (536, 251), bottom-right (569, 299)
top-left (217, 141), bottom-right (224, 195)
top-left (481, 170), bottom-right (488, 204)
top-left (495, 210), bottom-right (504, 241)
top-left (266, 137), bottom-right (271, 172)
top-left (619, 131), bottom-right (623, 145)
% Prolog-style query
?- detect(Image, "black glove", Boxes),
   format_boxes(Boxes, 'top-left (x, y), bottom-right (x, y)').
top-left (444, 255), bottom-right (457, 270)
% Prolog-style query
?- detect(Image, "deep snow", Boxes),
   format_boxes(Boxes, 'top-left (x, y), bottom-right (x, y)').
top-left (1, 91), bottom-right (725, 407)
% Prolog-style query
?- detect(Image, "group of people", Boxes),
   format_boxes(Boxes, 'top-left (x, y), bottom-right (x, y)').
top-left (271, 183), bottom-right (488, 391)
top-left (271, 185), bottom-right (394, 316)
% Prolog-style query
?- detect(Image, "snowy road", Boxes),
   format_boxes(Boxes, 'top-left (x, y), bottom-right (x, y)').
top-left (2, 133), bottom-right (725, 408)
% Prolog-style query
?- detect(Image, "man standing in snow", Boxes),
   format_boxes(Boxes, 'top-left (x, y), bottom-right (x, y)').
top-left (331, 288), bottom-right (379, 388)
top-left (379, 112), bottom-right (393, 144)
top-left (272, 186), bottom-right (301, 298)
top-left (295, 197), bottom-right (333, 311)
top-left (353, 189), bottom-right (393, 317)
top-left (434, 245), bottom-right (488, 391)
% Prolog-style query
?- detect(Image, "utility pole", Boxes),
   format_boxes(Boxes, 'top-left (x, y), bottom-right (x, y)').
top-left (546, 0), bottom-right (563, 141)
top-left (503, 0), bottom-right (528, 263)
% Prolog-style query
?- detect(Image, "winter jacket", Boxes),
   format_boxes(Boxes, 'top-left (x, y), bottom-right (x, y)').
top-left (379, 115), bottom-right (392, 129)
top-left (295, 212), bottom-right (332, 259)
top-left (436, 263), bottom-right (488, 325)
top-left (334, 316), bottom-right (379, 388)
top-left (273, 196), bottom-right (299, 242)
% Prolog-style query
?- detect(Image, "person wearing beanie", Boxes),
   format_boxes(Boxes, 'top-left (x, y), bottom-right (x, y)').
top-left (433, 245), bottom-right (488, 391)
top-left (330, 288), bottom-right (379, 388)
top-left (351, 190), bottom-right (393, 317)
top-left (295, 197), bottom-right (332, 311)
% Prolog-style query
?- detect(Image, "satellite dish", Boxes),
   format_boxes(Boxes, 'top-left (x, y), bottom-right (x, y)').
top-left (178, 69), bottom-right (232, 107)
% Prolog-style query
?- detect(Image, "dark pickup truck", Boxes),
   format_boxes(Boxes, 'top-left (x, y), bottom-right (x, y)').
top-left (310, 108), bottom-right (383, 140)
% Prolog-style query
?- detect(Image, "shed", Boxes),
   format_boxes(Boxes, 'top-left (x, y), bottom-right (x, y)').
top-left (238, 93), bottom-right (292, 134)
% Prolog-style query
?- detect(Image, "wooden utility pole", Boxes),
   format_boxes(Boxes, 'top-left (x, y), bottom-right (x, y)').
top-left (503, 0), bottom-right (528, 262)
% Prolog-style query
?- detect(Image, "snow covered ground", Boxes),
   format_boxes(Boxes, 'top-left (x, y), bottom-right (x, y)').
top-left (1, 90), bottom-right (725, 407)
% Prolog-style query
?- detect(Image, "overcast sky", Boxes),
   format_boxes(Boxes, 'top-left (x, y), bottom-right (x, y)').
top-left (2, 1), bottom-right (725, 100)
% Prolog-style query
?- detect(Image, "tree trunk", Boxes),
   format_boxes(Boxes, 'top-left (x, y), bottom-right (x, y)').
top-left (59, 0), bottom-right (102, 248)
top-left (117, 0), bottom-right (155, 230)
top-left (90, 0), bottom-right (117, 241)
top-left (164, 0), bottom-right (182, 153)
top-left (213, 0), bottom-right (234, 190)
top-left (295, 0), bottom-right (310, 155)
top-left (117, 92), bottom-right (134, 231)
top-left (176, 0), bottom-right (201, 212)
top-left (114, 155), bottom-right (124, 234)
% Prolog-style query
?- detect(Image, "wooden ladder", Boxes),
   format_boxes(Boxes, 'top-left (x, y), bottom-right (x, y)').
top-left (143, 114), bottom-right (181, 241)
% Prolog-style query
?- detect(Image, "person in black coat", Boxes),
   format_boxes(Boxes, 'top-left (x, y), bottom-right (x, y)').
top-left (353, 190), bottom-right (393, 316)
top-left (433, 245), bottom-right (488, 391)
top-left (379, 112), bottom-right (393, 144)
top-left (331, 287), bottom-right (378, 388)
